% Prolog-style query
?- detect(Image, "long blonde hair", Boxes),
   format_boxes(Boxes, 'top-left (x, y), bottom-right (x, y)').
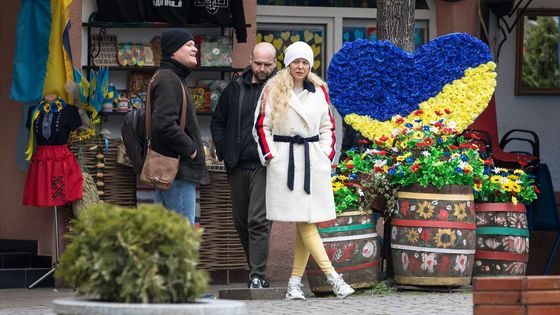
top-left (264, 68), bottom-right (327, 126)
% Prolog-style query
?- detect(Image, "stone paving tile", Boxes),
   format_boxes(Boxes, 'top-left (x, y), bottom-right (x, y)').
top-left (0, 288), bottom-right (473, 315)
top-left (245, 292), bottom-right (472, 315)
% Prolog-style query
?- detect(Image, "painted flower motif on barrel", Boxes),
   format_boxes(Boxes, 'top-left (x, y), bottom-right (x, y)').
top-left (474, 202), bottom-right (529, 276)
top-left (307, 211), bottom-right (381, 293)
top-left (391, 184), bottom-right (476, 286)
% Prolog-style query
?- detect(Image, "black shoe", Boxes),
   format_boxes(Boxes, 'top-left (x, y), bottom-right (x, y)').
top-left (249, 275), bottom-right (270, 289)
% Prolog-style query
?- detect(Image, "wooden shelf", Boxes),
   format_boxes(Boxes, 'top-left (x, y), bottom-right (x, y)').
top-left (101, 111), bottom-right (214, 116)
top-left (83, 65), bottom-right (244, 72)
top-left (83, 21), bottom-right (227, 29)
top-left (83, 20), bottom-right (250, 29)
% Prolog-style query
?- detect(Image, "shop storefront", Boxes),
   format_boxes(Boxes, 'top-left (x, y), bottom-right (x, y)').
top-left (1, 0), bottom-right (559, 289)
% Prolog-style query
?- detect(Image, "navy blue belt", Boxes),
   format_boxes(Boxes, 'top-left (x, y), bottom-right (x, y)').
top-left (273, 134), bottom-right (319, 194)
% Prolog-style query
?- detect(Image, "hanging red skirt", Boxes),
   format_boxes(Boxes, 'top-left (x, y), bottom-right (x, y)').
top-left (23, 145), bottom-right (83, 207)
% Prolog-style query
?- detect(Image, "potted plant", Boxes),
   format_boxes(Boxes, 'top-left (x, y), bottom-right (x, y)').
top-left (472, 164), bottom-right (538, 276)
top-left (354, 113), bottom-right (488, 286)
top-left (335, 148), bottom-right (399, 218)
top-left (52, 203), bottom-right (246, 314)
top-left (305, 155), bottom-right (386, 294)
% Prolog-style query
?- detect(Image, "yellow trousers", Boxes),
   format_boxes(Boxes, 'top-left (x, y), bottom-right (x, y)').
top-left (291, 222), bottom-right (335, 277)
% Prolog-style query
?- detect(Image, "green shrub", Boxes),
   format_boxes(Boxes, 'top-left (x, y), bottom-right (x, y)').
top-left (56, 203), bottom-right (209, 303)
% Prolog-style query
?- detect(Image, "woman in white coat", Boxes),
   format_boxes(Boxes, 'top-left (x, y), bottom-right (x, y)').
top-left (253, 41), bottom-right (354, 300)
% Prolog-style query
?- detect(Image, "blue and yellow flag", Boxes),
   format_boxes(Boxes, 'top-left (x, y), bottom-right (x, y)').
top-left (10, 0), bottom-right (74, 103)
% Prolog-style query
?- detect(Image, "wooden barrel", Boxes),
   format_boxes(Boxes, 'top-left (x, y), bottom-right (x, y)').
top-left (391, 184), bottom-right (476, 286)
top-left (473, 202), bottom-right (529, 276)
top-left (306, 211), bottom-right (381, 293)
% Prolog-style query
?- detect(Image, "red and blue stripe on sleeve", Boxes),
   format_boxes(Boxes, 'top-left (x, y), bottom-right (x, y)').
top-left (321, 86), bottom-right (336, 161)
top-left (254, 96), bottom-right (273, 162)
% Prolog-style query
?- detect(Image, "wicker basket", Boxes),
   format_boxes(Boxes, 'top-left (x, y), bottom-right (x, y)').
top-left (68, 137), bottom-right (137, 208)
top-left (198, 165), bottom-right (247, 272)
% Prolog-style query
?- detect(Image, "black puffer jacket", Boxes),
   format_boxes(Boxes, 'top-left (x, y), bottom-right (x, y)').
top-left (150, 57), bottom-right (209, 185)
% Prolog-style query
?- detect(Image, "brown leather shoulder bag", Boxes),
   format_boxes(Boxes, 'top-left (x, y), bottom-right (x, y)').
top-left (140, 71), bottom-right (187, 190)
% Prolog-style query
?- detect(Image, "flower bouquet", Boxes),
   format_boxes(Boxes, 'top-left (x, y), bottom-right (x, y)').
top-left (374, 111), bottom-right (486, 189)
top-left (473, 163), bottom-right (538, 205)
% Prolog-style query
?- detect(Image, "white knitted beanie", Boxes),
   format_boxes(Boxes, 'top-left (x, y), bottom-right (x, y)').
top-left (283, 41), bottom-right (314, 67)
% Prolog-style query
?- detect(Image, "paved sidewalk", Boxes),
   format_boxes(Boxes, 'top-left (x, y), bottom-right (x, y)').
top-left (0, 287), bottom-right (473, 315)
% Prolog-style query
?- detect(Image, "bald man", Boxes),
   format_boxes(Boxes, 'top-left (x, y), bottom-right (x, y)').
top-left (211, 42), bottom-right (277, 289)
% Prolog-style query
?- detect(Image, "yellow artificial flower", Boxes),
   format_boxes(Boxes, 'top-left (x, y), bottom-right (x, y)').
top-left (490, 176), bottom-right (502, 184)
top-left (332, 182), bottom-right (344, 192)
top-left (502, 183), bottom-right (513, 192)
top-left (473, 182), bottom-right (482, 191)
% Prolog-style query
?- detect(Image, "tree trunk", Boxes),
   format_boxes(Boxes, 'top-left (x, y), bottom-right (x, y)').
top-left (377, 0), bottom-right (415, 52)
top-left (376, 0), bottom-right (416, 282)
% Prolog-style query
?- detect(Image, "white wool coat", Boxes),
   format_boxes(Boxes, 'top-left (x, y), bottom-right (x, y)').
top-left (253, 84), bottom-right (336, 223)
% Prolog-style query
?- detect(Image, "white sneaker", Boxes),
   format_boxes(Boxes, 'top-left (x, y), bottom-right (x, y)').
top-left (327, 273), bottom-right (355, 299)
top-left (285, 279), bottom-right (306, 300)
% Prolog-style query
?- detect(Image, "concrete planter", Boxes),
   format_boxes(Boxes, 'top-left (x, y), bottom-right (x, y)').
top-left (52, 297), bottom-right (247, 315)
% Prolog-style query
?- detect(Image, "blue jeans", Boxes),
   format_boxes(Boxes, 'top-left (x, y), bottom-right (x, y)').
top-left (154, 179), bottom-right (197, 225)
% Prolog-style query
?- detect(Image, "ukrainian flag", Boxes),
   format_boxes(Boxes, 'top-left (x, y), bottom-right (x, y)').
top-left (10, 0), bottom-right (74, 103)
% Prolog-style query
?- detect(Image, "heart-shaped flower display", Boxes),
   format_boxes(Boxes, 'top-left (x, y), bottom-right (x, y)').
top-left (327, 33), bottom-right (497, 143)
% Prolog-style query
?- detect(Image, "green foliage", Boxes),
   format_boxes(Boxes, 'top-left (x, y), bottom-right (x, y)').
top-left (332, 183), bottom-right (360, 211)
top-left (360, 172), bottom-right (400, 218)
top-left (364, 280), bottom-right (392, 295)
top-left (56, 203), bottom-right (208, 303)
top-left (522, 16), bottom-right (560, 88)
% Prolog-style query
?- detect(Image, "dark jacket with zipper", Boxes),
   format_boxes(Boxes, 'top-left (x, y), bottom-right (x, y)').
top-left (211, 67), bottom-right (274, 171)
top-left (150, 57), bottom-right (209, 185)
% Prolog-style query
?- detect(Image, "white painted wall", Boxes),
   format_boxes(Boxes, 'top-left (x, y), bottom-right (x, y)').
top-left (488, 0), bottom-right (560, 188)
